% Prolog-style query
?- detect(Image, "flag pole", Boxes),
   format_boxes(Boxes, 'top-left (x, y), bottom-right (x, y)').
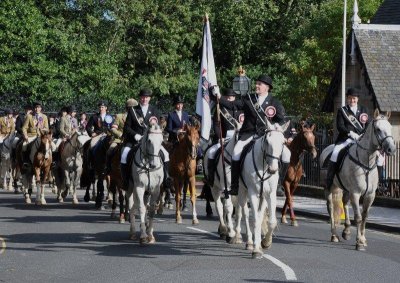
top-left (341, 0), bottom-right (347, 106)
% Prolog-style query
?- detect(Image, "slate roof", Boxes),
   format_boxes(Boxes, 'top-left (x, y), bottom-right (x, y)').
top-left (354, 28), bottom-right (400, 112)
top-left (370, 0), bottom-right (400, 25)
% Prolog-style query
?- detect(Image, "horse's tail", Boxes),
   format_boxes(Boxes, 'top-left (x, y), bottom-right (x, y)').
top-left (332, 188), bottom-right (343, 225)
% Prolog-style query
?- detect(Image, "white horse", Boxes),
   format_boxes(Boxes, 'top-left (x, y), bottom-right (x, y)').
top-left (320, 110), bottom-right (396, 251)
top-left (56, 131), bottom-right (88, 204)
top-left (0, 132), bottom-right (17, 191)
top-left (236, 120), bottom-right (290, 258)
top-left (203, 129), bottom-right (242, 243)
top-left (128, 124), bottom-right (164, 244)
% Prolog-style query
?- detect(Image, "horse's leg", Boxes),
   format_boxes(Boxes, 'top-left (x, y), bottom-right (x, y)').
top-left (127, 190), bottom-right (136, 240)
top-left (109, 181), bottom-right (117, 218)
top-left (261, 189), bottom-right (277, 251)
top-left (118, 188), bottom-right (126, 223)
top-left (106, 175), bottom-right (113, 204)
top-left (281, 184), bottom-right (289, 224)
top-left (249, 194), bottom-right (265, 259)
top-left (137, 187), bottom-right (148, 245)
top-left (174, 179), bottom-right (182, 224)
top-left (146, 190), bottom-right (159, 244)
top-left (349, 193), bottom-right (363, 250)
top-left (211, 187), bottom-right (227, 239)
top-left (189, 176), bottom-right (199, 225)
top-left (95, 175), bottom-right (105, 209)
top-left (342, 191), bottom-right (351, 240)
top-left (327, 188), bottom-right (339, 242)
top-left (62, 169), bottom-right (71, 201)
top-left (360, 192), bottom-right (375, 250)
top-left (237, 187), bottom-right (252, 250)
top-left (289, 182), bottom-right (298, 226)
top-left (224, 197), bottom-right (237, 243)
top-left (72, 168), bottom-right (81, 205)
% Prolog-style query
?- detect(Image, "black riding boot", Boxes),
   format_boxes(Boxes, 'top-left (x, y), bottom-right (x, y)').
top-left (326, 160), bottom-right (337, 190)
top-left (163, 161), bottom-right (172, 189)
top-left (120, 163), bottom-right (129, 190)
top-left (229, 160), bottom-right (241, 195)
top-left (278, 162), bottom-right (289, 196)
top-left (207, 159), bottom-right (216, 187)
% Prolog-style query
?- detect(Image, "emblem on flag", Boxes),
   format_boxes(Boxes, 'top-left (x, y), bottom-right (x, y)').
top-left (265, 106), bottom-right (276, 118)
top-left (359, 113), bottom-right (368, 124)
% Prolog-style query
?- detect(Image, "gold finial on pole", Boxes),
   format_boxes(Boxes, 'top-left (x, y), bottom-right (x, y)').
top-left (237, 66), bottom-right (245, 76)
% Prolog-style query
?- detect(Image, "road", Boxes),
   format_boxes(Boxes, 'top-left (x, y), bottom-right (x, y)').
top-left (1, 188), bottom-right (399, 283)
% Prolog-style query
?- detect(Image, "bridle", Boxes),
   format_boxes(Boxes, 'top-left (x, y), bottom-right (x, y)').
top-left (372, 118), bottom-right (393, 150)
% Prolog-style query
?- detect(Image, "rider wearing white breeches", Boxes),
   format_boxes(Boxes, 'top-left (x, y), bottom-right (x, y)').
top-left (326, 88), bottom-right (369, 189)
top-left (214, 75), bottom-right (290, 195)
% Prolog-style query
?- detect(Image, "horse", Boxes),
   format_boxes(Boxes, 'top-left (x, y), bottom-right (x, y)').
top-left (55, 131), bottom-right (88, 204)
top-left (29, 130), bottom-right (53, 205)
top-left (107, 143), bottom-right (129, 223)
top-left (236, 120), bottom-right (290, 259)
top-left (281, 123), bottom-right (317, 226)
top-left (203, 126), bottom-right (240, 242)
top-left (0, 132), bottom-right (17, 191)
top-left (80, 133), bottom-right (112, 209)
top-left (127, 124), bottom-right (164, 244)
top-left (170, 123), bottom-right (200, 224)
top-left (320, 110), bottom-right (396, 251)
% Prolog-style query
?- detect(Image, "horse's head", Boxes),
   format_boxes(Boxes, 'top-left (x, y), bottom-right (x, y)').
top-left (142, 124), bottom-right (163, 168)
top-left (372, 109), bottom-right (396, 156)
top-left (38, 129), bottom-right (53, 160)
top-left (299, 124), bottom-right (317, 159)
top-left (264, 120), bottom-right (290, 173)
top-left (183, 123), bottom-right (200, 159)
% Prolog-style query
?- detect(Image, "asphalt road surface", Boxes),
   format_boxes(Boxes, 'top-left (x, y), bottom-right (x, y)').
top-left (1, 188), bottom-right (399, 283)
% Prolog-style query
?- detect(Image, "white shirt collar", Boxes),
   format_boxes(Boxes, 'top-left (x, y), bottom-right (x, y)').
top-left (258, 93), bottom-right (268, 106)
top-left (141, 104), bottom-right (149, 116)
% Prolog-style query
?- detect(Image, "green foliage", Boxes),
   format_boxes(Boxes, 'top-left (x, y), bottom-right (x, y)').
top-left (0, 0), bottom-right (384, 116)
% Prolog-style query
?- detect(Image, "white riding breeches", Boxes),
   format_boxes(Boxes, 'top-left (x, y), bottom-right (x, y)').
top-left (53, 138), bottom-right (63, 152)
top-left (232, 136), bottom-right (253, 161)
top-left (12, 136), bottom-right (20, 149)
top-left (121, 144), bottom-right (169, 164)
top-left (330, 138), bottom-right (354, 162)
top-left (282, 144), bottom-right (291, 163)
top-left (207, 143), bottom-right (221, 159)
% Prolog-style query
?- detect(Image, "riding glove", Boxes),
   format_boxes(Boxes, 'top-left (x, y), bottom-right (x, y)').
top-left (134, 134), bottom-right (143, 141)
top-left (348, 131), bottom-right (360, 140)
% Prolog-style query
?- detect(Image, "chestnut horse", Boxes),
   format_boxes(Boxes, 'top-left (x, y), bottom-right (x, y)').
top-left (170, 123), bottom-right (200, 224)
top-left (281, 124), bottom-right (317, 226)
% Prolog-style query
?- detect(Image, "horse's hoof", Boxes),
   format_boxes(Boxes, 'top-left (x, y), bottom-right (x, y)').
top-left (72, 199), bottom-right (79, 205)
top-left (110, 212), bottom-right (116, 219)
top-left (192, 219), bottom-right (199, 225)
top-left (226, 236), bottom-right (236, 244)
top-left (119, 218), bottom-right (125, 224)
top-left (356, 243), bottom-right (366, 251)
top-left (107, 199), bottom-right (113, 205)
top-left (176, 216), bottom-right (182, 224)
top-left (41, 199), bottom-right (47, 205)
top-left (252, 250), bottom-right (263, 259)
top-left (58, 198), bottom-right (64, 203)
top-left (25, 197), bottom-right (31, 204)
top-left (281, 216), bottom-right (288, 224)
top-left (147, 236), bottom-right (156, 244)
top-left (129, 234), bottom-right (137, 241)
top-left (96, 205), bottom-right (105, 211)
top-left (331, 235), bottom-right (340, 243)
top-left (168, 203), bottom-right (173, 210)
top-left (61, 192), bottom-right (67, 199)
top-left (246, 243), bottom-right (254, 251)
top-left (291, 220), bottom-right (298, 227)
top-left (35, 200), bottom-right (42, 206)
top-left (139, 237), bottom-right (148, 245)
top-left (14, 189), bottom-right (19, 194)
top-left (261, 238), bottom-right (272, 250)
top-left (83, 194), bottom-right (90, 202)
top-left (342, 231), bottom-right (351, 241)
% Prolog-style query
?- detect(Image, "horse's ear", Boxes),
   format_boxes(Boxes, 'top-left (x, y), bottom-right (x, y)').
top-left (386, 111), bottom-right (391, 119)
top-left (374, 109), bottom-right (380, 118)
top-left (282, 121), bottom-right (290, 132)
top-left (310, 124), bottom-right (316, 131)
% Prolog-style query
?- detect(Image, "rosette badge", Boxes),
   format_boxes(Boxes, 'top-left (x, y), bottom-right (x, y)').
top-left (359, 113), bottom-right (368, 124)
top-left (265, 106), bottom-right (276, 118)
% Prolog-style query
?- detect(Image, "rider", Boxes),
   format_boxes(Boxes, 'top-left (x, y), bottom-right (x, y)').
top-left (166, 95), bottom-right (190, 144)
top-left (206, 88), bottom-right (242, 186)
top-left (105, 98), bottom-right (138, 176)
top-left (85, 100), bottom-right (111, 168)
top-left (121, 88), bottom-right (171, 189)
top-left (21, 101), bottom-right (49, 166)
top-left (326, 87), bottom-right (369, 189)
top-left (213, 75), bottom-right (290, 195)
top-left (0, 109), bottom-right (15, 143)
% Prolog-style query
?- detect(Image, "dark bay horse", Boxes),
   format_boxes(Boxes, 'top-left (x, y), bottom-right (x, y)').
top-left (81, 133), bottom-right (112, 209)
top-left (281, 123), bottom-right (317, 226)
top-left (170, 124), bottom-right (200, 224)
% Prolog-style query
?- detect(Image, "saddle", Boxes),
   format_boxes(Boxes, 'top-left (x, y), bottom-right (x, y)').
top-left (238, 140), bottom-right (256, 184)
top-left (324, 144), bottom-right (352, 174)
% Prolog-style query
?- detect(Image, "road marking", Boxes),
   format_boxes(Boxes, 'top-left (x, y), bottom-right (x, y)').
top-left (0, 237), bottom-right (6, 255)
top-left (186, 227), bottom-right (220, 238)
top-left (263, 254), bottom-right (297, 281)
top-left (187, 227), bottom-right (297, 281)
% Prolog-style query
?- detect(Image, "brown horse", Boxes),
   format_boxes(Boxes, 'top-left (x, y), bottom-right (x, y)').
top-left (281, 123), bottom-right (317, 226)
top-left (107, 143), bottom-right (129, 223)
top-left (32, 130), bottom-right (53, 205)
top-left (170, 123), bottom-right (200, 224)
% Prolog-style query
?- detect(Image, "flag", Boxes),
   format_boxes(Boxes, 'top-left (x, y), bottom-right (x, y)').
top-left (196, 14), bottom-right (217, 142)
